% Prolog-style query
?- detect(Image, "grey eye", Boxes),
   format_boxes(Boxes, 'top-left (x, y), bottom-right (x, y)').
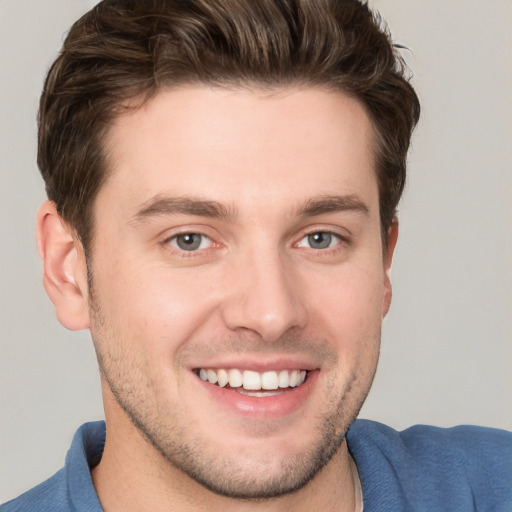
top-left (308, 232), bottom-right (332, 249)
top-left (297, 231), bottom-right (341, 250)
top-left (170, 233), bottom-right (211, 251)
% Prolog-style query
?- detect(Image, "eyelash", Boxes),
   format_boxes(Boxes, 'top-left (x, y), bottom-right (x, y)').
top-left (162, 229), bottom-right (349, 258)
top-left (295, 231), bottom-right (346, 251)
top-left (162, 232), bottom-right (215, 258)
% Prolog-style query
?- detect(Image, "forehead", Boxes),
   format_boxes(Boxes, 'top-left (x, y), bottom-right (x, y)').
top-left (100, 85), bottom-right (378, 217)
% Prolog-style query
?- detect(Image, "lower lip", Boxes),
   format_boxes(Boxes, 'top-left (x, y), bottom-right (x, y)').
top-left (193, 371), bottom-right (319, 420)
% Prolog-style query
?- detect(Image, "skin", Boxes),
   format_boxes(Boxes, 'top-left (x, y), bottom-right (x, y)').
top-left (37, 86), bottom-right (398, 512)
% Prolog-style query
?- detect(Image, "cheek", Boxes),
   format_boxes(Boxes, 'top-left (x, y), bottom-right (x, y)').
top-left (92, 260), bottom-right (223, 356)
top-left (305, 263), bottom-right (385, 349)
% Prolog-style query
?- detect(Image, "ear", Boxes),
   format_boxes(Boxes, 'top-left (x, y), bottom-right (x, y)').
top-left (36, 200), bottom-right (90, 330)
top-left (381, 218), bottom-right (399, 318)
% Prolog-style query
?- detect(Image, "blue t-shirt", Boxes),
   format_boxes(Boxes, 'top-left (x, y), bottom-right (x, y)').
top-left (2, 420), bottom-right (511, 511)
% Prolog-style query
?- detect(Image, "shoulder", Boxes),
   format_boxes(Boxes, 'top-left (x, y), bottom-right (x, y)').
top-left (347, 420), bottom-right (512, 512)
top-left (0, 469), bottom-right (71, 512)
top-left (349, 419), bottom-right (512, 459)
top-left (1, 421), bottom-right (105, 512)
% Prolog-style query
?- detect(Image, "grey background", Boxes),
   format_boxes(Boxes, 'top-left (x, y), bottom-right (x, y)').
top-left (1, 0), bottom-right (511, 503)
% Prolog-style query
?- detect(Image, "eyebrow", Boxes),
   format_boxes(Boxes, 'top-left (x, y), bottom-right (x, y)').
top-left (130, 195), bottom-right (235, 224)
top-left (130, 193), bottom-right (369, 225)
top-left (296, 194), bottom-right (370, 217)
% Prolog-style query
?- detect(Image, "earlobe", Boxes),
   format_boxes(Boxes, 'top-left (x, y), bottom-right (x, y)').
top-left (36, 200), bottom-right (90, 331)
top-left (382, 219), bottom-right (399, 318)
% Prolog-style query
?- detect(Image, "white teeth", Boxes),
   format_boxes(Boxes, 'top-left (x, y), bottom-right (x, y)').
top-left (198, 368), bottom-right (308, 391)
top-left (228, 369), bottom-right (243, 388)
top-left (207, 369), bottom-right (218, 384)
top-left (238, 389), bottom-right (282, 397)
top-left (278, 370), bottom-right (289, 388)
top-left (217, 369), bottom-right (229, 388)
top-left (243, 370), bottom-right (261, 390)
top-left (261, 371), bottom-right (279, 390)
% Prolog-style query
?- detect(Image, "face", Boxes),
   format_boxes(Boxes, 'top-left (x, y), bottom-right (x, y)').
top-left (86, 86), bottom-right (394, 499)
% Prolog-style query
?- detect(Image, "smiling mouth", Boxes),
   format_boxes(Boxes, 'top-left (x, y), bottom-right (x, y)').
top-left (195, 368), bottom-right (309, 396)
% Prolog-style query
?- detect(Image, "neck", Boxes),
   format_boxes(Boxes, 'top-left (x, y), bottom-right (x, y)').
top-left (91, 418), bottom-right (360, 512)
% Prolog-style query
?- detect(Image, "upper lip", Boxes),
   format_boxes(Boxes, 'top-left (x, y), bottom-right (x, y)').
top-left (190, 356), bottom-right (320, 373)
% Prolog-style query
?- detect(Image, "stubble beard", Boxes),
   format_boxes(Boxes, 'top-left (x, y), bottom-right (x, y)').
top-left (88, 282), bottom-right (378, 501)
top-left (100, 366), bottom-right (371, 501)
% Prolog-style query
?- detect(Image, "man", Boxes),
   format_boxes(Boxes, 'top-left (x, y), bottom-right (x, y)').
top-left (1, 1), bottom-right (511, 511)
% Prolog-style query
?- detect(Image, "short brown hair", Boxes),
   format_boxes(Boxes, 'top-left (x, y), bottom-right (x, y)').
top-left (38, 0), bottom-right (420, 254)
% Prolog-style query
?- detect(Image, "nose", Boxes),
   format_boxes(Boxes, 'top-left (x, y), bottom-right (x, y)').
top-left (220, 249), bottom-right (308, 342)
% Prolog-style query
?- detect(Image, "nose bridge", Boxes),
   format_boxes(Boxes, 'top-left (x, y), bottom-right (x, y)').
top-left (221, 243), bottom-right (307, 341)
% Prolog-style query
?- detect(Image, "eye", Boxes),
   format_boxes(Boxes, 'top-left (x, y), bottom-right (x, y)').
top-left (168, 233), bottom-right (212, 252)
top-left (296, 231), bottom-right (342, 250)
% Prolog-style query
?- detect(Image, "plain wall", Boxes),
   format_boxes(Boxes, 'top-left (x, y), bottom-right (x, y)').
top-left (1, 0), bottom-right (511, 502)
